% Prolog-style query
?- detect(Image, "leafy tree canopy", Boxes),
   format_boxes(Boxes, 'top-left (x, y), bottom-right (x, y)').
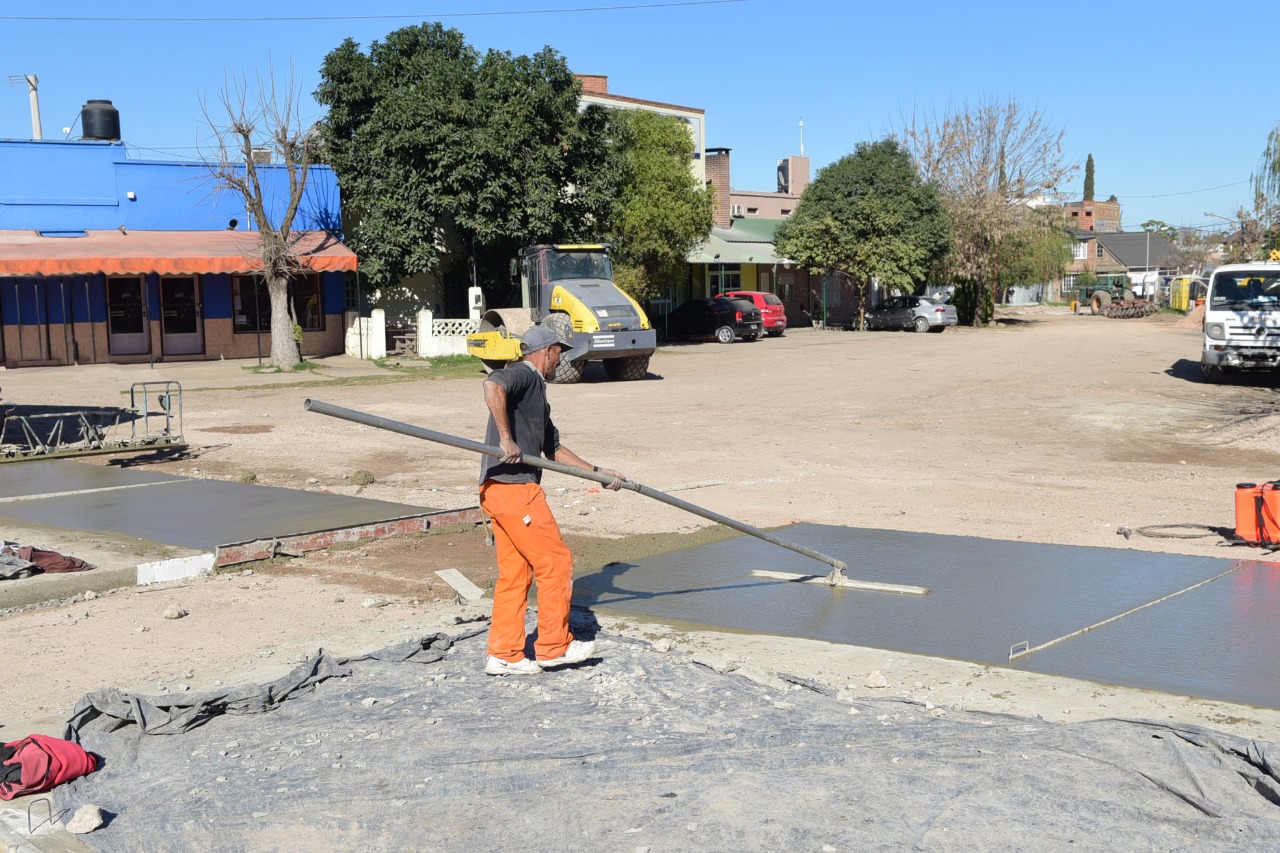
top-left (997, 209), bottom-right (1073, 295)
top-left (606, 109), bottom-right (713, 301)
top-left (774, 138), bottom-right (950, 296)
top-left (315, 23), bottom-right (619, 295)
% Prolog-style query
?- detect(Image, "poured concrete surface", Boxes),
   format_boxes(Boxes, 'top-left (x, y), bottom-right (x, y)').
top-left (0, 458), bottom-right (176, 499)
top-left (574, 523), bottom-right (1280, 709)
top-left (0, 459), bottom-right (444, 551)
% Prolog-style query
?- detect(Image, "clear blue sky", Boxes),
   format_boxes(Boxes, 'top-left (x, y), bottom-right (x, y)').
top-left (2, 0), bottom-right (1273, 233)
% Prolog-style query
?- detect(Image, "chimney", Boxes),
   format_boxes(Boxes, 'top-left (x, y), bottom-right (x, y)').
top-left (575, 74), bottom-right (609, 95)
top-left (787, 155), bottom-right (810, 197)
top-left (706, 147), bottom-right (732, 228)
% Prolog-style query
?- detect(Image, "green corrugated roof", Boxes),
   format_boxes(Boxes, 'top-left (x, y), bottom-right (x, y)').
top-left (721, 218), bottom-right (786, 241)
top-left (687, 218), bottom-right (791, 265)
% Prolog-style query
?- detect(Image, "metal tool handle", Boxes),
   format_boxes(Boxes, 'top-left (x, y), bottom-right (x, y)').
top-left (303, 399), bottom-right (849, 578)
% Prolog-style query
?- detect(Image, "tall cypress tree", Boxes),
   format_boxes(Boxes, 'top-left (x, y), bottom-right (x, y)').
top-left (1083, 153), bottom-right (1095, 201)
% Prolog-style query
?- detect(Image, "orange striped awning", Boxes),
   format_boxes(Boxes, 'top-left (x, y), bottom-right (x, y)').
top-left (0, 229), bottom-right (357, 276)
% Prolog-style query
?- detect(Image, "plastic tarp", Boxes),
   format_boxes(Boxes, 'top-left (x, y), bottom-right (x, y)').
top-left (54, 621), bottom-right (1280, 851)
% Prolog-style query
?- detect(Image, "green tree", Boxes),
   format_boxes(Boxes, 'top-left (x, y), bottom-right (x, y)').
top-left (1084, 153), bottom-right (1095, 201)
top-left (314, 23), bottom-right (619, 302)
top-left (1255, 125), bottom-right (1280, 206)
top-left (996, 210), bottom-right (1073, 300)
top-left (605, 109), bottom-right (714, 301)
top-left (774, 138), bottom-right (950, 330)
top-left (1139, 219), bottom-right (1180, 244)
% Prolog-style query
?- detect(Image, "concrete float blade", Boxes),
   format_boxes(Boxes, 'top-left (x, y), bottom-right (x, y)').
top-left (749, 569), bottom-right (930, 595)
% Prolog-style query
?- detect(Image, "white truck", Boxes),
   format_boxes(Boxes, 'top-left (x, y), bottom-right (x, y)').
top-left (1201, 261), bottom-right (1280, 381)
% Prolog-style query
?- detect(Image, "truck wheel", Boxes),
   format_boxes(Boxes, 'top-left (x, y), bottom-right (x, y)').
top-left (603, 355), bottom-right (650, 381)
top-left (714, 326), bottom-right (735, 344)
top-left (1091, 290), bottom-right (1112, 314)
top-left (913, 316), bottom-right (930, 333)
top-left (544, 313), bottom-right (585, 384)
top-left (1201, 362), bottom-right (1225, 383)
top-left (553, 358), bottom-right (586, 384)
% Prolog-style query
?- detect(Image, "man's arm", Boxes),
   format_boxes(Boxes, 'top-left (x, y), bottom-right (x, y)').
top-left (482, 380), bottom-right (521, 464)
top-left (554, 444), bottom-right (624, 491)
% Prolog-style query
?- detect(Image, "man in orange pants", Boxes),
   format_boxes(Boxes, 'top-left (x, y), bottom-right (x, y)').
top-left (480, 325), bottom-right (622, 676)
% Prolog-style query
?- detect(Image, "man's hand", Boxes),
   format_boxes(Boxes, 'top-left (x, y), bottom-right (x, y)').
top-left (596, 467), bottom-right (624, 491)
top-left (498, 437), bottom-right (521, 464)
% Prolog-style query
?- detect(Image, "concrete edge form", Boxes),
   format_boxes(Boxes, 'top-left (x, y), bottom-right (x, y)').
top-left (135, 553), bottom-right (216, 585)
top-left (214, 507), bottom-right (483, 566)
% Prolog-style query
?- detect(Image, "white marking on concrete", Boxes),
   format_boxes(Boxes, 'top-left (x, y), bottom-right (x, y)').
top-left (137, 552), bottom-right (216, 585)
top-left (435, 569), bottom-right (486, 602)
top-left (749, 569), bottom-right (930, 596)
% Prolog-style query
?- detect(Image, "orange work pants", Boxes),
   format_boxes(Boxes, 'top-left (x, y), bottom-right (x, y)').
top-left (479, 480), bottom-right (575, 662)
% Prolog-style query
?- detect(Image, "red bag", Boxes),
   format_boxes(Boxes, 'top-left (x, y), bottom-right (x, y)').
top-left (0, 735), bottom-right (97, 800)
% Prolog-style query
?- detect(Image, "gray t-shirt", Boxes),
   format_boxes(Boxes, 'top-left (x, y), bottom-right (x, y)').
top-left (479, 361), bottom-right (560, 484)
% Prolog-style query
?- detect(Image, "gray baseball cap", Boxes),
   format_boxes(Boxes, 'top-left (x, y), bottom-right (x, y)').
top-left (521, 324), bottom-right (582, 362)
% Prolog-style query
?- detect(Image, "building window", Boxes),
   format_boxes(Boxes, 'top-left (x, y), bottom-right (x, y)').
top-left (1096, 243), bottom-right (1104, 259)
top-left (708, 264), bottom-right (741, 296)
top-left (747, 207), bottom-right (758, 215)
top-left (780, 208), bottom-right (792, 216)
top-left (1072, 242), bottom-right (1088, 260)
top-left (233, 275), bottom-right (324, 333)
top-left (1063, 274), bottom-right (1077, 290)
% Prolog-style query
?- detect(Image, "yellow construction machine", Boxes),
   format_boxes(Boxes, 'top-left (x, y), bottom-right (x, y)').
top-left (466, 244), bottom-right (656, 384)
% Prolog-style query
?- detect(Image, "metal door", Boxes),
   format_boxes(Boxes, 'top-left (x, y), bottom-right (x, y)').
top-left (160, 277), bottom-right (203, 355)
top-left (107, 277), bottom-right (150, 355)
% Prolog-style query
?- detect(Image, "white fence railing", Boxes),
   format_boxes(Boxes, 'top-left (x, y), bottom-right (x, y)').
top-left (345, 309), bottom-right (481, 360)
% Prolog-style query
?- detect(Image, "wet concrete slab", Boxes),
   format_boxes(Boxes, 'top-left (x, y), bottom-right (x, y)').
top-left (0, 458), bottom-right (178, 499)
top-left (574, 523), bottom-right (1280, 709)
top-left (0, 460), bottom-right (444, 551)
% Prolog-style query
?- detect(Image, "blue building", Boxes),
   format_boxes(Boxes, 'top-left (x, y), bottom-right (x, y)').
top-left (0, 122), bottom-right (355, 368)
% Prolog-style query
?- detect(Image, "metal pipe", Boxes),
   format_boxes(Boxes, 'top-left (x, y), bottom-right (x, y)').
top-left (304, 399), bottom-right (850, 582)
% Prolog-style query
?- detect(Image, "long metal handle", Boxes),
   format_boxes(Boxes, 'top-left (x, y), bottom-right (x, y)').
top-left (303, 399), bottom-right (849, 580)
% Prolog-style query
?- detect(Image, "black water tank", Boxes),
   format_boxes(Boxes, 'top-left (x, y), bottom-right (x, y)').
top-left (81, 100), bottom-right (120, 141)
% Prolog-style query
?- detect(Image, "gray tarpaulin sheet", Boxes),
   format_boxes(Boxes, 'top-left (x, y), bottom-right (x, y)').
top-left (54, 622), bottom-right (1280, 852)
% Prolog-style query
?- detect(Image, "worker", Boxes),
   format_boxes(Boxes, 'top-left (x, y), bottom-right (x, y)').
top-left (479, 324), bottom-right (623, 675)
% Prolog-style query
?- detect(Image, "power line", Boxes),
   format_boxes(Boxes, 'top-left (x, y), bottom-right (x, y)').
top-left (0, 0), bottom-right (746, 23)
top-left (1058, 178), bottom-right (1251, 200)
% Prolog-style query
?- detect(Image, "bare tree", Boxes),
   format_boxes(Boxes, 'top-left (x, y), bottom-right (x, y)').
top-left (203, 68), bottom-right (317, 369)
top-left (896, 97), bottom-right (1075, 326)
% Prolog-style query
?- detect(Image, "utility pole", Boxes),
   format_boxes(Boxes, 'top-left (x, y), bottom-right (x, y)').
top-left (7, 74), bottom-right (42, 139)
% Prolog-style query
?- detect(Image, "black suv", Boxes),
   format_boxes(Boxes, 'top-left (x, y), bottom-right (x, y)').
top-left (663, 298), bottom-right (762, 343)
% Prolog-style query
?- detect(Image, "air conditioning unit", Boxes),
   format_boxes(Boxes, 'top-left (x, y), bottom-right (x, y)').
top-left (731, 204), bottom-right (744, 218)
top-left (250, 148), bottom-right (273, 165)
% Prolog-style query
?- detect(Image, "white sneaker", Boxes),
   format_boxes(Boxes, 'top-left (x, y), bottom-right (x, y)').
top-left (538, 639), bottom-right (596, 668)
top-left (484, 655), bottom-right (542, 676)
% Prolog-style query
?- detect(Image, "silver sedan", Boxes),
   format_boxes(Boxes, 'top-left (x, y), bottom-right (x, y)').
top-left (865, 295), bottom-right (958, 333)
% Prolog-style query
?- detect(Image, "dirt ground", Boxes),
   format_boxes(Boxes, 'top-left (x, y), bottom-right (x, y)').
top-left (6, 308), bottom-right (1280, 748)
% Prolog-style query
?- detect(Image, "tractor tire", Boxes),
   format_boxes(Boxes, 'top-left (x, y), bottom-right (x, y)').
top-left (544, 313), bottom-right (586, 384)
top-left (603, 354), bottom-right (650, 381)
top-left (1123, 289), bottom-right (1136, 300)
top-left (1091, 290), bottom-right (1113, 314)
top-left (913, 316), bottom-right (930, 333)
